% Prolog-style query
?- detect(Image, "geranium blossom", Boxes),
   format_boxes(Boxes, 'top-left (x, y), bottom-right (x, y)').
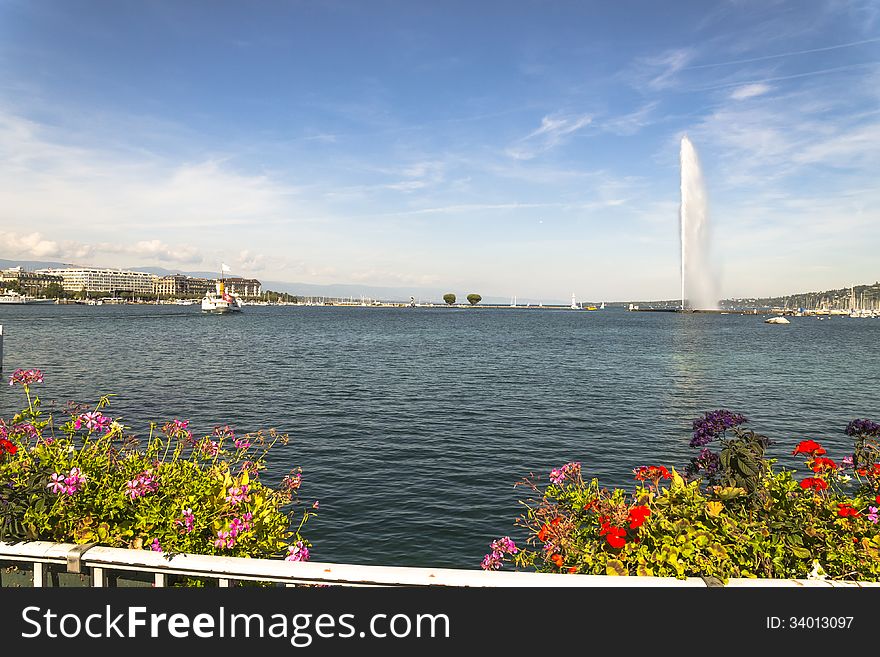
top-left (627, 505), bottom-right (651, 529)
top-left (810, 457), bottom-right (838, 473)
top-left (124, 471), bottom-right (159, 499)
top-left (75, 412), bottom-right (112, 433)
top-left (633, 465), bottom-right (671, 482)
top-left (8, 368), bottom-right (43, 387)
top-left (175, 509), bottom-right (195, 533)
top-left (0, 437), bottom-right (17, 457)
top-left (799, 477), bottom-right (829, 491)
top-left (837, 505), bottom-right (860, 518)
top-left (793, 440), bottom-right (826, 457)
top-left (285, 541), bottom-right (310, 562)
top-left (225, 484), bottom-right (250, 506)
top-left (549, 461), bottom-right (581, 484)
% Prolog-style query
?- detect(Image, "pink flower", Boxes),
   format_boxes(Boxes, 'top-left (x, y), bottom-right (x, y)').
top-left (149, 538), bottom-right (162, 552)
top-left (9, 368), bottom-right (43, 387)
top-left (214, 530), bottom-right (235, 549)
top-left (199, 439), bottom-right (219, 456)
top-left (285, 541), bottom-right (310, 562)
top-left (234, 438), bottom-right (251, 450)
top-left (549, 461), bottom-right (581, 484)
top-left (47, 473), bottom-right (66, 494)
top-left (312, 500), bottom-right (320, 510)
top-left (175, 509), bottom-right (195, 533)
top-left (76, 412), bottom-right (111, 433)
top-left (282, 471), bottom-right (302, 491)
top-left (225, 485), bottom-right (250, 506)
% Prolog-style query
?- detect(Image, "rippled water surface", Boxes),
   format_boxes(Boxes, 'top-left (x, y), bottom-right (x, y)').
top-left (1, 304), bottom-right (878, 567)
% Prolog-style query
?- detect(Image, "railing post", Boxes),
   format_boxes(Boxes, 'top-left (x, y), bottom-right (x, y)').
top-left (154, 573), bottom-right (167, 587)
top-left (93, 567), bottom-right (105, 587)
top-left (33, 561), bottom-right (44, 587)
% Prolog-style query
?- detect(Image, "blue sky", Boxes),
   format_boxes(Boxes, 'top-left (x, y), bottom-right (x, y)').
top-left (0, 0), bottom-right (878, 301)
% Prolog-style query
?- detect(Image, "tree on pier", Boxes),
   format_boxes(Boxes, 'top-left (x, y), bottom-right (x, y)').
top-left (443, 293), bottom-right (456, 305)
top-left (467, 293), bottom-right (482, 305)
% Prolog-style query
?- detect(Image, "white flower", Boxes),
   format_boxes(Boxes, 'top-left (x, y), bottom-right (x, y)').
top-left (807, 561), bottom-right (828, 580)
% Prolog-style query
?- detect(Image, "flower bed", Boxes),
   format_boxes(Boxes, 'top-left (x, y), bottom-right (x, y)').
top-left (483, 411), bottom-right (880, 581)
top-left (0, 369), bottom-right (314, 564)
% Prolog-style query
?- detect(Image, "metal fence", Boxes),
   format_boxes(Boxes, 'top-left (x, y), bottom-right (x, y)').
top-left (3, 541), bottom-right (878, 588)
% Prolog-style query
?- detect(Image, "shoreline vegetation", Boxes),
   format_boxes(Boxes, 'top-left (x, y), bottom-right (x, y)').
top-left (3, 369), bottom-right (879, 584)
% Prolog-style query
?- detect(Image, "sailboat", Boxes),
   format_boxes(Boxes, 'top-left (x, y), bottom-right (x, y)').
top-left (570, 293), bottom-right (579, 310)
top-left (201, 264), bottom-right (243, 314)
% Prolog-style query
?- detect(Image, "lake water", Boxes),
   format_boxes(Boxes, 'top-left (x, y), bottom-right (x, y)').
top-left (1, 304), bottom-right (878, 568)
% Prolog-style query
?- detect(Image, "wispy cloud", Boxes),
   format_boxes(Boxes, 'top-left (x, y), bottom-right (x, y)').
top-left (729, 83), bottom-right (772, 100)
top-left (505, 113), bottom-right (593, 160)
top-left (630, 48), bottom-right (696, 91)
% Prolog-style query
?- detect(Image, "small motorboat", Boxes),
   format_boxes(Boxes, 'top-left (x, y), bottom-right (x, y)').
top-left (764, 316), bottom-right (790, 324)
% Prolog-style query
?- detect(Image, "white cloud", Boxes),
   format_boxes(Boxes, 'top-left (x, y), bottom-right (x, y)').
top-left (505, 113), bottom-right (592, 160)
top-left (631, 48), bottom-right (695, 91)
top-left (729, 83), bottom-right (772, 100)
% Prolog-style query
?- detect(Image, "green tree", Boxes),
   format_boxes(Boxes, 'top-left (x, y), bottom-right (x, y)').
top-left (42, 282), bottom-right (66, 299)
top-left (443, 293), bottom-right (456, 305)
top-left (467, 293), bottom-right (482, 306)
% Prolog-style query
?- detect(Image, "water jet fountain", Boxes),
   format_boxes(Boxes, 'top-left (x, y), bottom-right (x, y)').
top-left (679, 136), bottom-right (718, 311)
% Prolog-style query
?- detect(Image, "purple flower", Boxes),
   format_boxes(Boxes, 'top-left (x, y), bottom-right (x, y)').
top-left (285, 541), bottom-right (310, 562)
top-left (845, 419), bottom-right (880, 437)
top-left (9, 368), bottom-right (43, 387)
top-left (842, 455), bottom-right (854, 468)
top-left (690, 410), bottom-right (748, 447)
top-left (149, 538), bottom-right (162, 552)
top-left (868, 507), bottom-right (879, 524)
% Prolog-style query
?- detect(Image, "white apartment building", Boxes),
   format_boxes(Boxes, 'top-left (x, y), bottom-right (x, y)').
top-left (36, 267), bottom-right (157, 296)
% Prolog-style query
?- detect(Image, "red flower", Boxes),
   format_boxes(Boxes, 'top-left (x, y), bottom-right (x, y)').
top-left (633, 465), bottom-right (671, 481)
top-left (0, 438), bottom-right (17, 456)
top-left (810, 457), bottom-right (837, 473)
top-left (606, 533), bottom-right (627, 549)
top-left (799, 477), bottom-right (829, 491)
top-left (551, 553), bottom-right (564, 568)
top-left (876, 495), bottom-right (880, 506)
top-left (599, 519), bottom-right (627, 548)
top-left (567, 566), bottom-right (578, 574)
top-left (627, 505), bottom-right (651, 529)
top-left (537, 516), bottom-right (562, 542)
top-left (837, 505), bottom-right (860, 518)
top-left (793, 440), bottom-right (826, 457)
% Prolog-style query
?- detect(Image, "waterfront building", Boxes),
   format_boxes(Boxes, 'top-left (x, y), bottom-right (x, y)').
top-left (0, 267), bottom-right (64, 294)
top-left (222, 277), bottom-right (262, 297)
top-left (36, 267), bottom-right (157, 296)
top-left (154, 274), bottom-right (213, 298)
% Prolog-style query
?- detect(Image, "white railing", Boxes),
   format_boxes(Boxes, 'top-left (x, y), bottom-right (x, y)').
top-left (2, 541), bottom-right (877, 588)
